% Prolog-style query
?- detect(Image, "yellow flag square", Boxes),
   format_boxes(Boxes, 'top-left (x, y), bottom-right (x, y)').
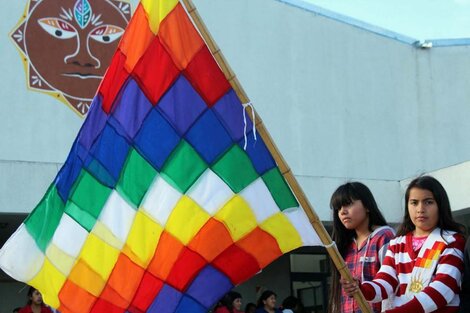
top-left (141, 0), bottom-right (179, 34)
top-left (260, 213), bottom-right (302, 253)
top-left (124, 210), bottom-right (163, 267)
top-left (215, 196), bottom-right (257, 241)
top-left (28, 259), bottom-right (66, 309)
top-left (166, 196), bottom-right (210, 245)
top-left (79, 234), bottom-right (120, 281)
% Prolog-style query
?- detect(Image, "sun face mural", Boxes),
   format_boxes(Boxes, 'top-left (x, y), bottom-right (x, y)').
top-left (11, 0), bottom-right (131, 116)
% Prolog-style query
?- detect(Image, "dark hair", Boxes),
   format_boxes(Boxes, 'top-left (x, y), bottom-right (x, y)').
top-left (26, 286), bottom-right (39, 305)
top-left (216, 291), bottom-right (242, 313)
top-left (396, 176), bottom-right (465, 236)
top-left (282, 296), bottom-right (300, 310)
top-left (328, 182), bottom-right (388, 313)
top-left (330, 182), bottom-right (387, 253)
top-left (257, 290), bottom-right (276, 308)
top-left (244, 302), bottom-right (257, 313)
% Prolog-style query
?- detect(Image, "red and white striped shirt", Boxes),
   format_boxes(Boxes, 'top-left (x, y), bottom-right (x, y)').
top-left (360, 230), bottom-right (465, 313)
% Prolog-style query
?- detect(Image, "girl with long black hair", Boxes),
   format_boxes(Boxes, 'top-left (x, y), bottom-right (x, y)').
top-left (328, 182), bottom-right (395, 313)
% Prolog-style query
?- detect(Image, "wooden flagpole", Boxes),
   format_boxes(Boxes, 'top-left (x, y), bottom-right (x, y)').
top-left (180, 1), bottom-right (372, 312)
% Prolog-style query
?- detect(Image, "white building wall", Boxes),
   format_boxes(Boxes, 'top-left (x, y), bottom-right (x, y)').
top-left (400, 161), bottom-right (470, 212)
top-left (0, 1), bottom-right (82, 214)
top-left (193, 0), bottom-right (470, 221)
top-left (0, 0), bottom-right (469, 220)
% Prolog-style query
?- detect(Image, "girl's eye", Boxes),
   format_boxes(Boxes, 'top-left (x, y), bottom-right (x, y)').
top-left (89, 25), bottom-right (124, 43)
top-left (38, 18), bottom-right (77, 39)
top-left (425, 199), bottom-right (435, 205)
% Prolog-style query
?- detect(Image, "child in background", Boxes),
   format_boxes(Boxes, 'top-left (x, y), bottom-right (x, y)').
top-left (255, 290), bottom-right (282, 313)
top-left (214, 291), bottom-right (244, 313)
top-left (328, 182), bottom-right (395, 313)
top-left (244, 303), bottom-right (257, 313)
top-left (18, 287), bottom-right (53, 313)
top-left (281, 296), bottom-right (302, 313)
top-left (342, 176), bottom-right (465, 312)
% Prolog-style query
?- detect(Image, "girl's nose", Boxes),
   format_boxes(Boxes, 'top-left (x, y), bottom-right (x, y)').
top-left (416, 202), bottom-right (424, 212)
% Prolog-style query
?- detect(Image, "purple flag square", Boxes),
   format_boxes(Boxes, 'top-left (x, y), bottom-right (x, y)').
top-left (185, 109), bottom-right (233, 164)
top-left (186, 265), bottom-right (233, 308)
top-left (157, 75), bottom-right (207, 135)
top-left (112, 78), bottom-right (153, 139)
top-left (147, 284), bottom-right (183, 313)
top-left (55, 143), bottom-right (84, 202)
top-left (213, 89), bottom-right (252, 141)
top-left (174, 296), bottom-right (207, 313)
top-left (78, 95), bottom-right (108, 151)
top-left (238, 130), bottom-right (276, 175)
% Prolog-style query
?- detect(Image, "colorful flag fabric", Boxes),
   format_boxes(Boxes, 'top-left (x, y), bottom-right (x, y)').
top-left (0, 1), bottom-right (322, 313)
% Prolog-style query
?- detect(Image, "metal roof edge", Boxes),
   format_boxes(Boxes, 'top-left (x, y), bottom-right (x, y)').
top-left (276, 0), bottom-right (470, 48)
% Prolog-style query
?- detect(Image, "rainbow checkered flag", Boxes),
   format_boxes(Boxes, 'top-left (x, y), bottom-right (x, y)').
top-left (0, 1), bottom-right (322, 312)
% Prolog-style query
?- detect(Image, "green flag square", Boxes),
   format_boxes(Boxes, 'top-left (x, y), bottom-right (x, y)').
top-left (117, 148), bottom-right (158, 208)
top-left (69, 170), bottom-right (112, 220)
top-left (24, 185), bottom-right (65, 252)
top-left (212, 145), bottom-right (259, 193)
top-left (262, 167), bottom-right (298, 211)
top-left (161, 140), bottom-right (207, 193)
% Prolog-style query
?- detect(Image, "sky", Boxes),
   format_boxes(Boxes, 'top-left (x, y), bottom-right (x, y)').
top-left (302, 0), bottom-right (470, 41)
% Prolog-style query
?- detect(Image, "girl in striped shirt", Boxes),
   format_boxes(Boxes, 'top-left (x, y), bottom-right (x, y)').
top-left (342, 176), bottom-right (465, 313)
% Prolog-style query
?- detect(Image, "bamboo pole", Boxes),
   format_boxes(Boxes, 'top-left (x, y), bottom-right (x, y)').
top-left (180, 1), bottom-right (372, 312)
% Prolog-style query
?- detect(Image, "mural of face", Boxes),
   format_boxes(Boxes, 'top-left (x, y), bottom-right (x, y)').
top-left (11, 0), bottom-right (131, 116)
